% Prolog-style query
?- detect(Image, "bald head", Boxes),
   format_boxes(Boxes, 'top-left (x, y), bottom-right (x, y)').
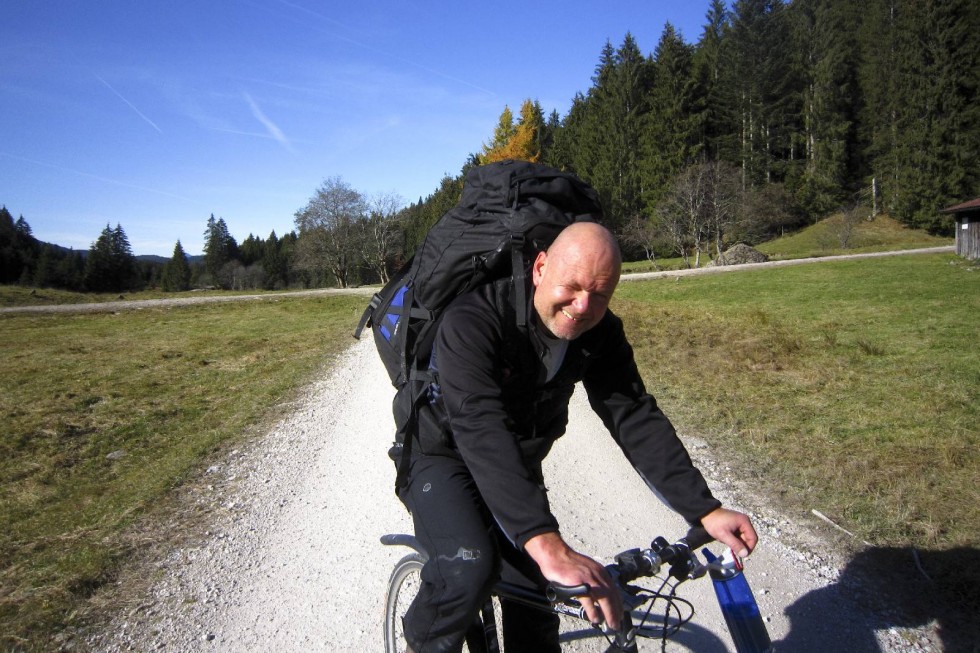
top-left (547, 222), bottom-right (622, 278)
top-left (531, 222), bottom-right (621, 340)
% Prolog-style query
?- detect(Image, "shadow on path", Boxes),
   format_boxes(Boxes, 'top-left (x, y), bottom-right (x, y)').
top-left (780, 546), bottom-right (979, 653)
top-left (560, 616), bottom-right (731, 652)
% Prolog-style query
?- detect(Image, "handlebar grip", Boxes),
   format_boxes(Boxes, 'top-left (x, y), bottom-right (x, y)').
top-left (682, 525), bottom-right (714, 549)
top-left (546, 582), bottom-right (590, 602)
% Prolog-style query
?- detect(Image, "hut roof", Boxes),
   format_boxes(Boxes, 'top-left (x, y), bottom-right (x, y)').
top-left (940, 197), bottom-right (980, 214)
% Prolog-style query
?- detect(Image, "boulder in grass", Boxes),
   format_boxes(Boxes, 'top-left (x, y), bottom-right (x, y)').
top-left (712, 243), bottom-right (770, 266)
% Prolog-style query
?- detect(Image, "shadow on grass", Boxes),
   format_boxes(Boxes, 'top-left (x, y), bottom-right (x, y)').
top-left (780, 546), bottom-right (980, 653)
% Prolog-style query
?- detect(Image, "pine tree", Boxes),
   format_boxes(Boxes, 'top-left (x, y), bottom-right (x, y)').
top-left (721, 0), bottom-right (802, 189)
top-left (547, 93), bottom-right (588, 172)
top-left (857, 0), bottom-right (901, 215)
top-left (401, 174), bottom-right (464, 257)
top-left (2, 211), bottom-right (43, 284)
top-left (239, 234), bottom-right (266, 267)
top-left (0, 206), bottom-right (21, 283)
top-left (58, 250), bottom-right (85, 291)
top-left (689, 0), bottom-right (732, 160)
top-left (161, 240), bottom-right (192, 291)
top-left (791, 0), bottom-right (862, 216)
top-left (889, 0), bottom-right (980, 231)
top-left (572, 35), bottom-right (653, 234)
top-left (532, 102), bottom-right (555, 162)
top-left (14, 216), bottom-right (32, 237)
top-left (32, 245), bottom-right (58, 288)
top-left (83, 225), bottom-right (111, 291)
top-left (83, 223), bottom-right (137, 292)
top-left (568, 41), bottom-right (619, 212)
top-left (203, 214), bottom-right (239, 279)
top-left (0, 206), bottom-right (14, 232)
top-left (262, 231), bottom-right (289, 290)
top-left (641, 22), bottom-right (698, 210)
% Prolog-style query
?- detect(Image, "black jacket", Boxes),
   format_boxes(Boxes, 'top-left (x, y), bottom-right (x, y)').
top-left (418, 281), bottom-right (721, 548)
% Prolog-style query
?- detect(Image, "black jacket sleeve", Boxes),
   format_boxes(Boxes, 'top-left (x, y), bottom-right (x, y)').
top-left (433, 293), bottom-right (560, 548)
top-left (581, 314), bottom-right (721, 524)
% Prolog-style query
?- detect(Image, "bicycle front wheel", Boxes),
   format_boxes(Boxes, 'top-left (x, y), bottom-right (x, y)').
top-left (384, 553), bottom-right (425, 653)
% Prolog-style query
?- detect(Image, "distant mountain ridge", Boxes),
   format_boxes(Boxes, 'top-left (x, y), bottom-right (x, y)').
top-left (26, 237), bottom-right (205, 264)
top-left (136, 254), bottom-right (205, 265)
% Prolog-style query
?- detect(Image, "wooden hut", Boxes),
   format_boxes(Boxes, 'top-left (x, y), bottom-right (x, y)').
top-left (941, 198), bottom-right (980, 260)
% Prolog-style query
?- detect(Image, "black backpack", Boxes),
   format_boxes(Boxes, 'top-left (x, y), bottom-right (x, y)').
top-left (354, 159), bottom-right (603, 488)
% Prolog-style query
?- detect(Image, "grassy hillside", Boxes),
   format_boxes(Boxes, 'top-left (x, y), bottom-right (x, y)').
top-left (621, 213), bottom-right (953, 274)
top-left (755, 214), bottom-right (952, 259)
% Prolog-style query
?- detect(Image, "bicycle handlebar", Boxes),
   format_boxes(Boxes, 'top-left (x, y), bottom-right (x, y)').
top-left (546, 526), bottom-right (716, 602)
top-left (681, 525), bottom-right (713, 549)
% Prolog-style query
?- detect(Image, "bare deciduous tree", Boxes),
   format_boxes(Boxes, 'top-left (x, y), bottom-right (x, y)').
top-left (294, 177), bottom-right (367, 288)
top-left (654, 199), bottom-right (694, 268)
top-left (655, 161), bottom-right (743, 267)
top-left (656, 164), bottom-right (710, 267)
top-left (361, 191), bottom-right (404, 284)
top-left (622, 214), bottom-right (665, 271)
top-left (703, 161), bottom-right (743, 263)
top-left (834, 204), bottom-right (866, 249)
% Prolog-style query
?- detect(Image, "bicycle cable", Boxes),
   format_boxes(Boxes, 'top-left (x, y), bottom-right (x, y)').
top-left (591, 574), bottom-right (696, 652)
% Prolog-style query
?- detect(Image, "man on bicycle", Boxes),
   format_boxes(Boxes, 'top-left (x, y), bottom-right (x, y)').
top-left (397, 221), bottom-right (757, 652)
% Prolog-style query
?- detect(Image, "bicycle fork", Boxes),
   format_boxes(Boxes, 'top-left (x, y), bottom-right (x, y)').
top-left (609, 612), bottom-right (640, 653)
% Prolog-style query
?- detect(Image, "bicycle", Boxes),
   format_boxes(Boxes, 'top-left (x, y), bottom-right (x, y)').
top-left (382, 527), bottom-right (773, 652)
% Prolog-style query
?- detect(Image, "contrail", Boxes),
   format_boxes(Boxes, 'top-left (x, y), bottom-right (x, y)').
top-left (277, 0), bottom-right (353, 31)
top-left (273, 0), bottom-right (496, 96)
top-left (0, 151), bottom-right (191, 202)
top-left (94, 74), bottom-right (163, 133)
top-left (244, 92), bottom-right (295, 153)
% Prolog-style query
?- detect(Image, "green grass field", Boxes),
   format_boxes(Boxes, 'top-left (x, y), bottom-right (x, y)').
top-left (616, 253), bottom-right (978, 548)
top-left (0, 285), bottom-right (282, 308)
top-left (0, 294), bottom-right (365, 649)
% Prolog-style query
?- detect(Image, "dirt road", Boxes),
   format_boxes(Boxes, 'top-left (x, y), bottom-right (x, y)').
top-left (84, 336), bottom-right (935, 652)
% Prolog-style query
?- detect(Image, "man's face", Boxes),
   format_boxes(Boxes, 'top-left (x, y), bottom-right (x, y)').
top-left (531, 245), bottom-right (619, 341)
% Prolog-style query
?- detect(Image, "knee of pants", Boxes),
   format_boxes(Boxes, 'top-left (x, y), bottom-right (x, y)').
top-left (424, 541), bottom-right (500, 610)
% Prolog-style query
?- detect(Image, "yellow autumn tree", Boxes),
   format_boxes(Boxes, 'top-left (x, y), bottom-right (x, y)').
top-left (480, 105), bottom-right (515, 161)
top-left (480, 99), bottom-right (542, 164)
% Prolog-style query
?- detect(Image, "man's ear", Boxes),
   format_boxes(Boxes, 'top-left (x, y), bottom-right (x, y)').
top-left (531, 251), bottom-right (548, 287)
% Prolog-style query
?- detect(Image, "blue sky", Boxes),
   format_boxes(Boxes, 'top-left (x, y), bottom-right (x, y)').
top-left (2, 1), bottom-right (715, 257)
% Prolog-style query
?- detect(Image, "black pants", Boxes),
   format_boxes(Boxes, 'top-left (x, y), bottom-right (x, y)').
top-left (398, 455), bottom-right (560, 653)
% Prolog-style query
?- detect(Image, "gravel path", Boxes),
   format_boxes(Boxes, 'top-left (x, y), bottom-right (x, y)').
top-left (84, 337), bottom-right (939, 652)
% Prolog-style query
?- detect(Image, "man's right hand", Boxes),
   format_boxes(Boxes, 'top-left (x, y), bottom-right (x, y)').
top-left (700, 506), bottom-right (758, 558)
top-left (524, 531), bottom-right (623, 631)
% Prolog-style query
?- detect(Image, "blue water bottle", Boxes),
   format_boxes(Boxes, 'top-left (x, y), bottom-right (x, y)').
top-left (702, 547), bottom-right (773, 653)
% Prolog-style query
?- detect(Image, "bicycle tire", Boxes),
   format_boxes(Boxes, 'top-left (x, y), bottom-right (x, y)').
top-left (384, 553), bottom-right (425, 653)
top-left (384, 552), bottom-right (497, 653)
